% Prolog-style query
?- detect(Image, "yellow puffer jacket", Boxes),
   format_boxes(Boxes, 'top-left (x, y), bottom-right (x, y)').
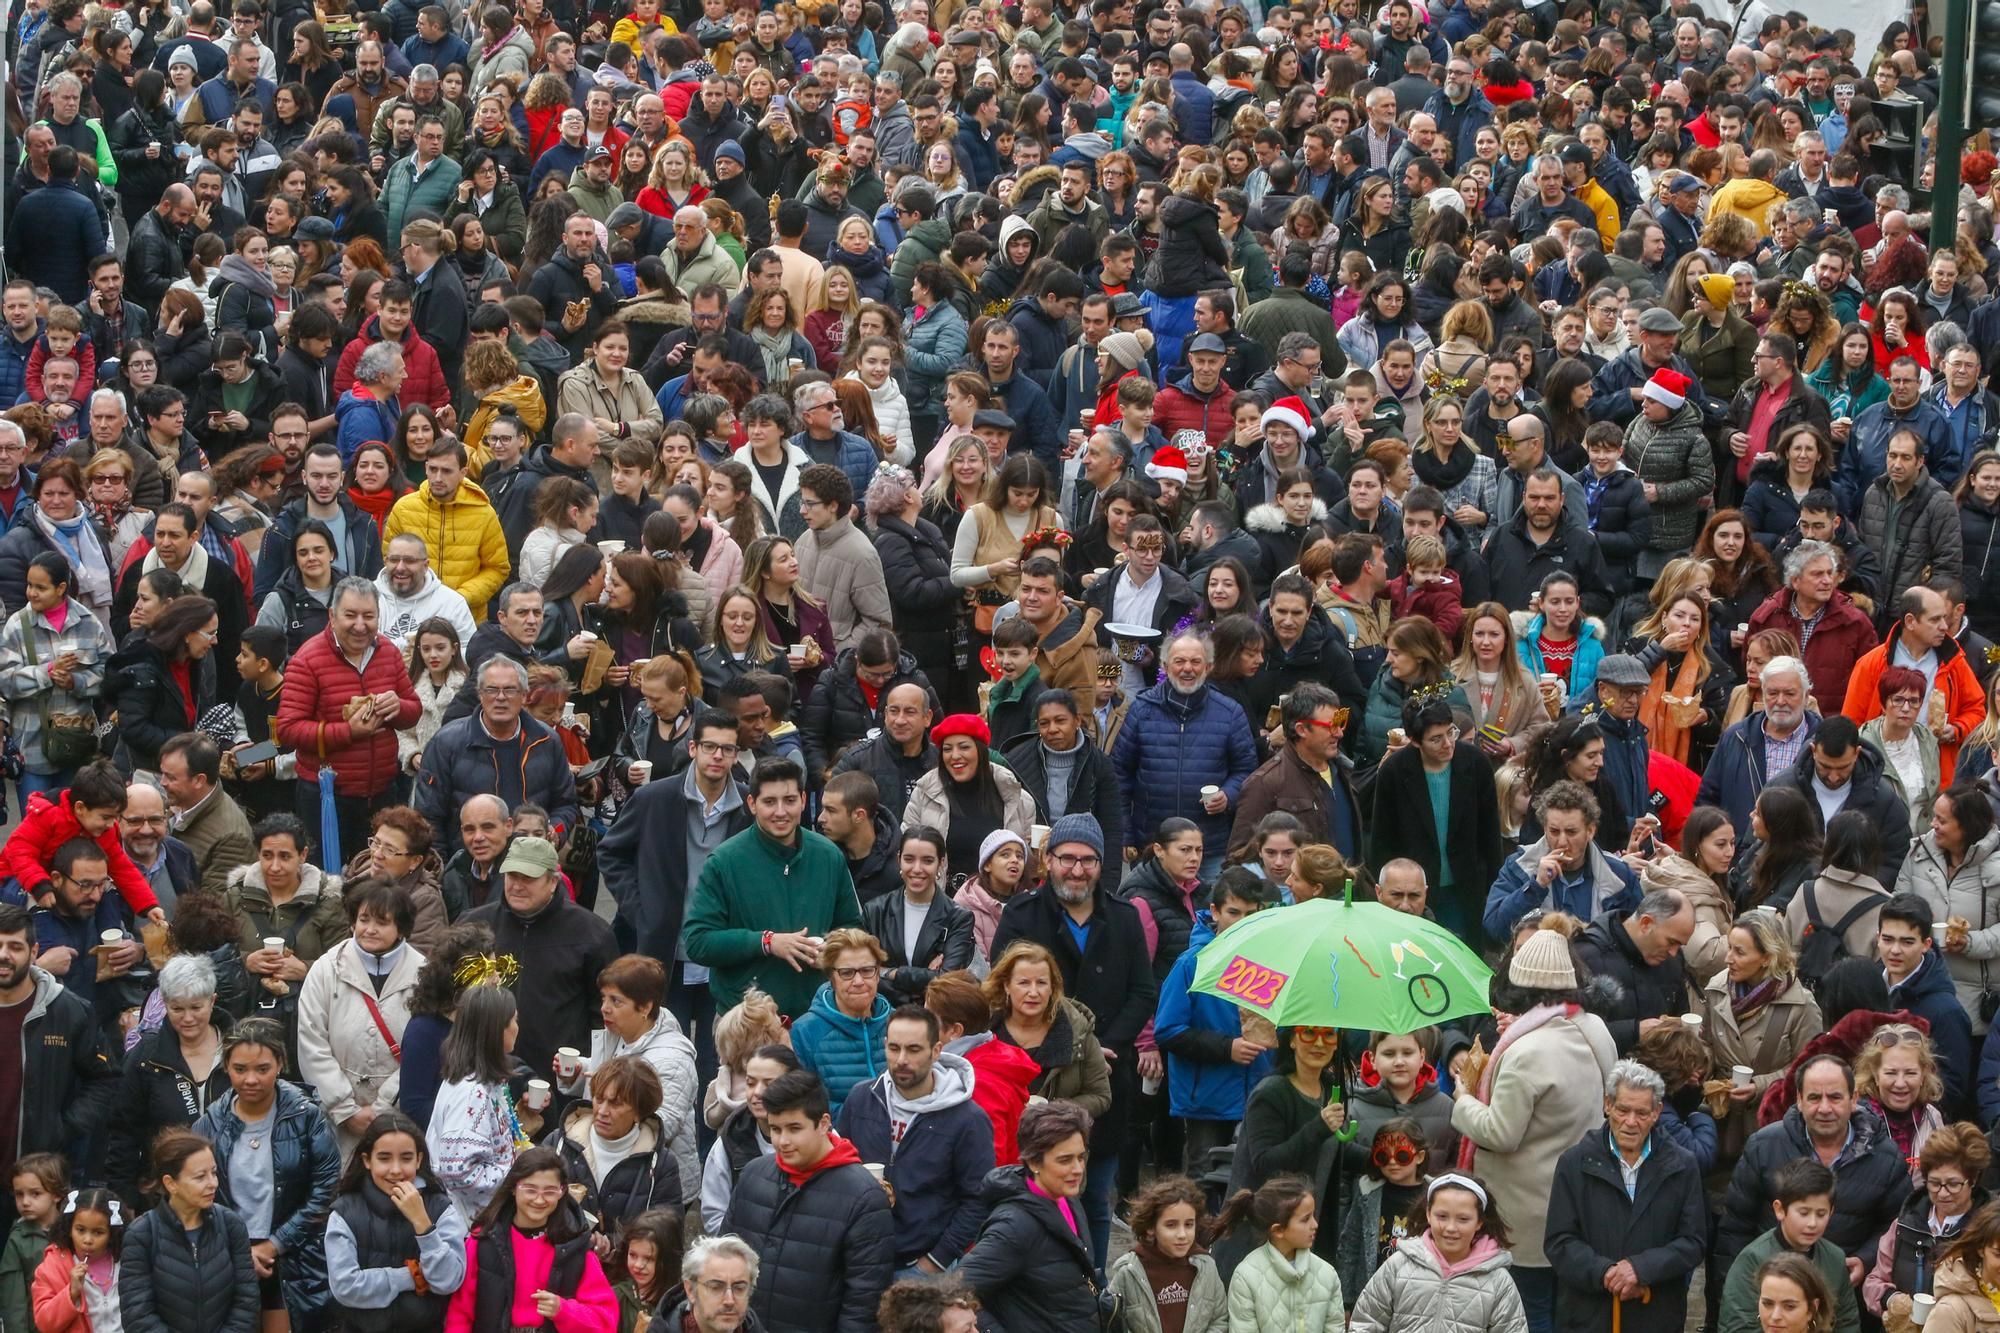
top-left (380, 479), bottom-right (511, 620)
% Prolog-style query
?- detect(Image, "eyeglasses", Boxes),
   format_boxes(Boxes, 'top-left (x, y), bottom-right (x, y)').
top-left (479, 685), bottom-right (524, 698)
top-left (61, 875), bottom-right (110, 892)
top-left (1292, 1027), bottom-right (1339, 1044)
top-left (1870, 1024), bottom-right (1927, 1047)
top-left (696, 739), bottom-right (740, 756)
top-left (367, 837), bottom-right (411, 856)
top-left (1928, 1175), bottom-right (1971, 1194)
top-left (1051, 853), bottom-right (1101, 870)
top-left (698, 1281), bottom-right (753, 1298)
top-left (833, 965), bottom-right (879, 981)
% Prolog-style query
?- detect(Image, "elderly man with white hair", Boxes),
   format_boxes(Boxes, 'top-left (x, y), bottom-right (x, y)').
top-left (1698, 653), bottom-right (1821, 837)
top-left (335, 341), bottom-right (406, 464)
top-left (1746, 539), bottom-right (1879, 716)
top-left (1544, 1058), bottom-right (1706, 1333)
top-left (664, 204), bottom-right (743, 295)
top-left (659, 1237), bottom-right (763, 1333)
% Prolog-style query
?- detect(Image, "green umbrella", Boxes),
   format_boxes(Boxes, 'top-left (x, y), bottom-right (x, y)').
top-left (1191, 889), bottom-right (1494, 1034)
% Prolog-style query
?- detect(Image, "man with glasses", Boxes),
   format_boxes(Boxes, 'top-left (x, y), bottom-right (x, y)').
top-left (414, 654), bottom-right (578, 857)
top-left (30, 836), bottom-right (147, 1035)
top-left (1230, 682), bottom-right (1361, 864)
top-left (790, 388), bottom-right (880, 499)
top-left (1083, 513), bottom-right (1197, 695)
top-left (651, 283), bottom-right (762, 388)
top-left (119, 782), bottom-right (197, 916)
top-left (374, 532), bottom-right (475, 650)
top-left (157, 732), bottom-right (254, 897)
top-left (1841, 358), bottom-right (1952, 517)
top-left (664, 1238), bottom-right (764, 1333)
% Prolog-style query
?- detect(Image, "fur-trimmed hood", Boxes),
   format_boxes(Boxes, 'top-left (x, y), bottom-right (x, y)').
top-left (1245, 499), bottom-right (1328, 532)
top-left (1756, 1007), bottom-right (1932, 1126)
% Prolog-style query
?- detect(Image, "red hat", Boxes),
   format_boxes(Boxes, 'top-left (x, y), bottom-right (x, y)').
top-left (1642, 367), bottom-right (1691, 410)
top-left (1261, 395), bottom-right (1312, 439)
top-left (1146, 445), bottom-right (1189, 484)
top-left (930, 713), bottom-right (992, 748)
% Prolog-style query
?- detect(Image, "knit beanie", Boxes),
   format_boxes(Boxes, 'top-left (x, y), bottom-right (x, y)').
top-left (978, 829), bottom-right (1027, 872)
top-left (1098, 329), bottom-right (1154, 372)
top-left (1508, 930), bottom-right (1579, 990)
top-left (1696, 273), bottom-right (1736, 312)
top-left (1046, 813), bottom-right (1105, 859)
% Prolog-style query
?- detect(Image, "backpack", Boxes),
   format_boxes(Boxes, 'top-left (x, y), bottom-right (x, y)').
top-left (1796, 881), bottom-right (1878, 994)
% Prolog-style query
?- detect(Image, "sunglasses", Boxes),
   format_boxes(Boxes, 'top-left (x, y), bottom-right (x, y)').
top-left (1299, 708), bottom-right (1351, 731)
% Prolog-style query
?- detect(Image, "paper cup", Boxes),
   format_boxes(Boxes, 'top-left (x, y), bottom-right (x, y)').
top-left (598, 541), bottom-right (626, 557)
top-left (263, 936), bottom-right (286, 954)
top-left (1200, 785), bottom-right (1220, 798)
top-left (556, 1047), bottom-right (581, 1078)
top-left (100, 929), bottom-right (124, 945)
top-left (788, 643), bottom-right (809, 664)
top-left (1682, 1013), bottom-right (1703, 1030)
top-left (1540, 672), bottom-right (1562, 691)
top-left (576, 630), bottom-right (599, 645)
top-left (631, 761), bottom-right (654, 785)
top-left (524, 1079), bottom-right (552, 1110)
top-left (1386, 728), bottom-right (1407, 748)
top-left (1732, 1064), bottom-right (1753, 1089)
top-left (862, 1163), bottom-right (885, 1182)
top-left (1913, 1294), bottom-right (1936, 1326)
top-left (1030, 824), bottom-right (1050, 848)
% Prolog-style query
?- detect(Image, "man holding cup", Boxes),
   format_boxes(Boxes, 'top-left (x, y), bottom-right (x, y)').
top-left (463, 834), bottom-right (618, 1080)
top-left (414, 656), bottom-right (578, 858)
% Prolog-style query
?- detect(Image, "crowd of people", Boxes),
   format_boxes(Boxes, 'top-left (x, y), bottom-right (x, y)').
top-left (4, 0), bottom-right (2000, 1329)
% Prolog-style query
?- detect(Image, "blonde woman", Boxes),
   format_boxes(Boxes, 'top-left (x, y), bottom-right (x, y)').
top-left (702, 196), bottom-right (748, 271)
top-left (1451, 601), bottom-right (1541, 759)
top-left (460, 339), bottom-right (548, 470)
top-left (1623, 565), bottom-right (1728, 765)
top-left (806, 265), bottom-right (862, 372)
top-left (82, 448), bottom-right (153, 567)
top-left (701, 985), bottom-right (790, 1131)
top-left (1855, 1023), bottom-right (1946, 1183)
top-left (1697, 910), bottom-right (1823, 1159)
top-left (1419, 300), bottom-right (1494, 394)
top-left (920, 433), bottom-right (994, 542)
top-left (636, 140), bottom-right (707, 216)
top-left (923, 141), bottom-right (966, 205)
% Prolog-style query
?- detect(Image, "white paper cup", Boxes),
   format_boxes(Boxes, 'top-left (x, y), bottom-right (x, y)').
top-left (524, 1079), bottom-right (552, 1110)
top-left (1913, 1294), bottom-right (1936, 1326)
top-left (100, 929), bottom-right (124, 945)
top-left (631, 761), bottom-right (654, 785)
top-left (1682, 1013), bottom-right (1703, 1030)
top-left (788, 643), bottom-right (808, 664)
top-left (1030, 824), bottom-right (1050, 848)
top-left (1732, 1064), bottom-right (1753, 1089)
top-left (598, 541), bottom-right (626, 557)
top-left (862, 1162), bottom-right (885, 1182)
top-left (576, 630), bottom-right (599, 645)
top-left (1540, 672), bottom-right (1562, 690)
top-left (1200, 785), bottom-right (1220, 798)
top-left (263, 936), bottom-right (286, 954)
top-left (556, 1047), bottom-right (581, 1078)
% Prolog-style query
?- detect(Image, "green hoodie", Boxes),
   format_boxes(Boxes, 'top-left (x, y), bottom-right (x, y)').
top-left (0, 1216), bottom-right (49, 1333)
top-left (683, 824), bottom-right (863, 1018)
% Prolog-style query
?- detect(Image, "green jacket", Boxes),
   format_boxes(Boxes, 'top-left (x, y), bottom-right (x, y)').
top-left (683, 824), bottom-right (863, 1018)
top-left (1232, 228), bottom-right (1274, 307)
top-left (1717, 1229), bottom-right (1859, 1333)
top-left (0, 1217), bottom-right (48, 1333)
top-left (380, 150), bottom-right (464, 240)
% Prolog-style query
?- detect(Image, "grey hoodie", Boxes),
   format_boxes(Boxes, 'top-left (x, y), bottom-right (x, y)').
top-left (882, 1049), bottom-right (977, 1152)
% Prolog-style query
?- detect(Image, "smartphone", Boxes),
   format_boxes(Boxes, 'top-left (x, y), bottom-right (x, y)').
top-left (235, 740), bottom-right (279, 767)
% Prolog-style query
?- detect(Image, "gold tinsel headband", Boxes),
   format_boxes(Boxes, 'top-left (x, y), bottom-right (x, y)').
top-left (454, 953), bottom-right (520, 990)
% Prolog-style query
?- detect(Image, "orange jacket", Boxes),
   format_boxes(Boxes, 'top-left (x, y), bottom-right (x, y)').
top-left (1840, 634), bottom-right (1989, 784)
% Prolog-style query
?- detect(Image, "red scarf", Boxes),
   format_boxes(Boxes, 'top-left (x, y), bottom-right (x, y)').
top-left (777, 1134), bottom-right (862, 1187)
top-left (348, 485), bottom-right (397, 528)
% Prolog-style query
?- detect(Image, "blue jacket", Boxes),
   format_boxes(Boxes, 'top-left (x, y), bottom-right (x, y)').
top-left (401, 31), bottom-right (469, 68)
top-left (835, 1055), bottom-right (995, 1268)
top-left (1840, 397), bottom-right (1953, 517)
top-left (1169, 71), bottom-right (1215, 146)
top-left (1007, 297), bottom-right (1070, 392)
top-left (194, 1081), bottom-right (340, 1323)
top-left (903, 300), bottom-right (967, 417)
top-left (1596, 711), bottom-right (1649, 839)
top-left (1694, 710), bottom-right (1823, 838)
top-left (1482, 838), bottom-right (1641, 943)
top-left (956, 122), bottom-right (999, 190)
top-left (334, 388), bottom-right (400, 465)
top-left (1423, 88), bottom-right (1494, 172)
top-left (788, 428), bottom-right (880, 500)
top-left (1154, 915), bottom-right (1275, 1120)
top-left (1655, 1096), bottom-right (1719, 1174)
top-left (194, 73), bottom-right (275, 124)
top-left (1111, 680), bottom-right (1258, 853)
top-left (0, 322), bottom-right (40, 409)
top-left (1973, 1009), bottom-right (2000, 1126)
top-left (986, 368), bottom-right (1063, 475)
top-left (1890, 948), bottom-right (1974, 1115)
top-left (1923, 383), bottom-right (2000, 490)
top-left (1515, 614), bottom-right (1607, 708)
top-left (790, 982), bottom-right (890, 1116)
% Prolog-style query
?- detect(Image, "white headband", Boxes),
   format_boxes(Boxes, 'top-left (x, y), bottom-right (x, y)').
top-left (1426, 1173), bottom-right (1488, 1208)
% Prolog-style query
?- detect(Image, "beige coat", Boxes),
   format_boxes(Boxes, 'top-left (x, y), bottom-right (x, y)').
top-left (1784, 867), bottom-right (1890, 964)
top-left (795, 514), bottom-right (893, 651)
top-left (1640, 853), bottom-right (1732, 986)
top-left (555, 364), bottom-right (665, 448)
top-left (904, 762), bottom-right (1038, 852)
top-left (1449, 1010), bottom-right (1616, 1268)
top-left (1697, 969), bottom-right (1823, 1159)
top-left (295, 938), bottom-right (425, 1157)
top-left (1915, 1255), bottom-right (2000, 1333)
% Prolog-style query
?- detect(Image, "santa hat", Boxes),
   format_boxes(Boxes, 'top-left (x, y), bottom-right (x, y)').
top-left (1261, 396), bottom-right (1312, 439)
top-left (1642, 367), bottom-right (1691, 410)
top-left (1146, 446), bottom-right (1188, 484)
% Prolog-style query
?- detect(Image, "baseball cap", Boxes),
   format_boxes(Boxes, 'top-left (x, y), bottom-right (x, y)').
top-left (499, 836), bottom-right (560, 877)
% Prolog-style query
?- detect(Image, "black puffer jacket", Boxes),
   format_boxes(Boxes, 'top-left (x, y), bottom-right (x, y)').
top-left (104, 1021), bottom-right (233, 1200)
top-left (1001, 731), bottom-right (1125, 856)
top-left (119, 1200), bottom-right (260, 1333)
top-left (870, 513), bottom-right (960, 688)
top-left (262, 566), bottom-right (336, 655)
top-left (1961, 493), bottom-right (2000, 642)
top-left (1120, 856), bottom-right (1201, 986)
top-left (546, 1104), bottom-right (684, 1231)
top-left (1582, 464), bottom-right (1652, 594)
top-left (1718, 1103), bottom-right (1907, 1268)
top-left (797, 647), bottom-right (941, 777)
top-left (1145, 194), bottom-right (1231, 298)
top-left (722, 1152), bottom-right (895, 1333)
top-left (1252, 602), bottom-right (1367, 712)
top-left (107, 638), bottom-right (216, 775)
top-left (1572, 910), bottom-right (1692, 1057)
top-left (957, 1165), bottom-right (1100, 1333)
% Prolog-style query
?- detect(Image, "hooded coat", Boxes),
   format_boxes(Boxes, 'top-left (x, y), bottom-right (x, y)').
top-left (380, 478), bottom-right (510, 620)
top-left (295, 938), bottom-right (424, 1151)
top-left (1146, 194), bottom-right (1231, 299)
top-left (1897, 826), bottom-right (2000, 1038)
top-left (789, 981), bottom-right (892, 1116)
top-left (1155, 913), bottom-right (1278, 1122)
top-left (836, 1051), bottom-right (995, 1268)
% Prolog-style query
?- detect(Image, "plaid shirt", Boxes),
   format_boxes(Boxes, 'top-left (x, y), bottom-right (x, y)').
top-left (0, 597), bottom-right (114, 770)
top-left (1761, 717), bottom-right (1810, 785)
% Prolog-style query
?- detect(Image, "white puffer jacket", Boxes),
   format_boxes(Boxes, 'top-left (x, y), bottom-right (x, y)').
top-left (1349, 1236), bottom-right (1529, 1333)
top-left (846, 369), bottom-right (914, 464)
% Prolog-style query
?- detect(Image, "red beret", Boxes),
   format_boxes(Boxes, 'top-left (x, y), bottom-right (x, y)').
top-left (930, 713), bottom-right (992, 747)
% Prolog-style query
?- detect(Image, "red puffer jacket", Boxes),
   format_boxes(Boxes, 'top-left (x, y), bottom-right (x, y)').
top-left (331, 315), bottom-right (450, 413)
top-left (276, 627), bottom-right (421, 797)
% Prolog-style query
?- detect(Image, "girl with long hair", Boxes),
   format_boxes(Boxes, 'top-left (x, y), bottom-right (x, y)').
top-left (446, 1148), bottom-right (618, 1333)
top-left (32, 1187), bottom-right (126, 1333)
top-left (430, 985), bottom-right (528, 1221)
top-left (606, 1211), bottom-right (681, 1333)
top-left (326, 1112), bottom-right (469, 1329)
top-left (1743, 425), bottom-right (1835, 551)
top-left (950, 453), bottom-right (1059, 605)
top-left (1732, 785), bottom-right (1822, 912)
top-left (1354, 618), bottom-right (1469, 769)
top-left (1695, 510), bottom-right (1780, 664)
top-left (1411, 396), bottom-right (1495, 531)
top-left (919, 432), bottom-right (995, 546)
top-left (401, 617), bottom-right (468, 774)
top-left (1106, 1176), bottom-right (1227, 1333)
top-left (1807, 321), bottom-right (1889, 423)
top-left (1521, 715), bottom-right (1624, 853)
top-left (703, 460), bottom-right (764, 558)
top-left (1347, 1174), bottom-right (1523, 1333)
top-left (1625, 582), bottom-right (1730, 765)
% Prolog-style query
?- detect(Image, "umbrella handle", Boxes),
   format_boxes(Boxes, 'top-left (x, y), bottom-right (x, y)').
top-left (1329, 1082), bottom-right (1359, 1142)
